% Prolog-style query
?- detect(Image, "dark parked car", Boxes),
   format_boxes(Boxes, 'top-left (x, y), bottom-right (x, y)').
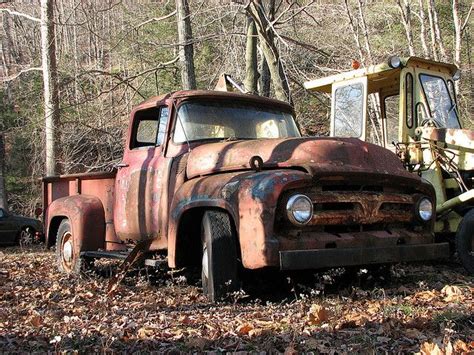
top-left (0, 208), bottom-right (43, 246)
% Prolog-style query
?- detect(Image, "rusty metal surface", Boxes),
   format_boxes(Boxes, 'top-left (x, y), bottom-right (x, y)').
top-left (44, 174), bottom-right (121, 251)
top-left (186, 137), bottom-right (416, 180)
top-left (45, 195), bottom-right (105, 253)
top-left (44, 90), bottom-right (440, 273)
top-left (280, 243), bottom-right (450, 270)
top-left (421, 128), bottom-right (474, 151)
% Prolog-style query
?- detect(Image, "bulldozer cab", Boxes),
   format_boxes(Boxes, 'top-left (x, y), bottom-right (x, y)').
top-left (304, 56), bottom-right (461, 150)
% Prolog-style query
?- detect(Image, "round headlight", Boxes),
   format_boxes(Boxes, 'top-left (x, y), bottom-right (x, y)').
top-left (388, 56), bottom-right (401, 69)
top-left (286, 194), bottom-right (313, 225)
top-left (417, 197), bottom-right (433, 222)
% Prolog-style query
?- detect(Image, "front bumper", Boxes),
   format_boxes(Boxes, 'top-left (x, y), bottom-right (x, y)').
top-left (279, 243), bottom-right (450, 270)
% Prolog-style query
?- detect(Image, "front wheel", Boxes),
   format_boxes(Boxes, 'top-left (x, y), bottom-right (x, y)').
top-left (56, 219), bottom-right (88, 274)
top-left (455, 209), bottom-right (474, 274)
top-left (201, 210), bottom-right (239, 302)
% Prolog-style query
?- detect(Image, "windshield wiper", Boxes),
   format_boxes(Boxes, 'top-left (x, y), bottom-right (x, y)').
top-left (448, 102), bottom-right (457, 116)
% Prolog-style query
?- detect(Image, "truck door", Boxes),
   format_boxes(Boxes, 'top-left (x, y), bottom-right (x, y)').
top-left (114, 105), bottom-right (170, 241)
top-left (331, 77), bottom-right (368, 141)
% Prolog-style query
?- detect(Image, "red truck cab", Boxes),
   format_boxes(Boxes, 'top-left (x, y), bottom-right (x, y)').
top-left (43, 90), bottom-right (449, 301)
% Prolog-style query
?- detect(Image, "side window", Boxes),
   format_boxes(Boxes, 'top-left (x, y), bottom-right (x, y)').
top-left (156, 107), bottom-right (169, 146)
top-left (131, 108), bottom-right (159, 149)
top-left (333, 83), bottom-right (364, 137)
top-left (406, 73), bottom-right (414, 128)
top-left (0, 208), bottom-right (5, 218)
top-left (384, 95), bottom-right (399, 145)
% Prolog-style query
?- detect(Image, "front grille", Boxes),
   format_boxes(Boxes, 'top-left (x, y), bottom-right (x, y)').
top-left (278, 183), bottom-right (417, 232)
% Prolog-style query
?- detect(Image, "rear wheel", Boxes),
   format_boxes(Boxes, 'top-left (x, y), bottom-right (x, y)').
top-left (18, 227), bottom-right (34, 247)
top-left (201, 210), bottom-right (239, 302)
top-left (56, 219), bottom-right (88, 274)
top-left (455, 209), bottom-right (474, 274)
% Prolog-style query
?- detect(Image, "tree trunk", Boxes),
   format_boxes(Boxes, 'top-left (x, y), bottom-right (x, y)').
top-left (244, 16), bottom-right (258, 94)
top-left (417, 0), bottom-right (430, 58)
top-left (0, 133), bottom-right (8, 212)
top-left (453, 0), bottom-right (462, 67)
top-left (357, 0), bottom-right (373, 65)
top-left (260, 56), bottom-right (270, 97)
top-left (429, 0), bottom-right (447, 61)
top-left (41, 0), bottom-right (60, 176)
top-left (176, 0), bottom-right (196, 90)
top-left (248, 0), bottom-right (291, 103)
top-left (426, 0), bottom-right (438, 60)
top-left (344, 0), bottom-right (365, 64)
top-left (397, 0), bottom-right (415, 56)
top-left (258, 0), bottom-right (274, 97)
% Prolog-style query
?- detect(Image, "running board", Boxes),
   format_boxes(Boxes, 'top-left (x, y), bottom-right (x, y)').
top-left (81, 250), bottom-right (129, 260)
top-left (80, 250), bottom-right (166, 268)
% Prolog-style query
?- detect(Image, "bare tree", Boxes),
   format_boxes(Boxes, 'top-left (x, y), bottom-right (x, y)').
top-left (453, 0), bottom-right (473, 67)
top-left (247, 0), bottom-right (291, 103)
top-left (244, 16), bottom-right (258, 94)
top-left (0, 133), bottom-right (7, 212)
top-left (176, 0), bottom-right (196, 90)
top-left (41, 0), bottom-right (60, 176)
top-left (397, 0), bottom-right (415, 56)
top-left (356, 0), bottom-right (373, 65)
top-left (258, 0), bottom-right (275, 97)
top-left (416, 0), bottom-right (431, 57)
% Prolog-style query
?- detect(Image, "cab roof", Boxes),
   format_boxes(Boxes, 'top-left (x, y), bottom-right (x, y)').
top-left (304, 56), bottom-right (458, 94)
top-left (133, 90), bottom-right (294, 112)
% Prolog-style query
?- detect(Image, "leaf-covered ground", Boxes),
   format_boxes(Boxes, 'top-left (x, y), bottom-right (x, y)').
top-left (0, 245), bottom-right (473, 353)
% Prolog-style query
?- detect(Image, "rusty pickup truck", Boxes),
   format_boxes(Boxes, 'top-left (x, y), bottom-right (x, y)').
top-left (43, 90), bottom-right (449, 301)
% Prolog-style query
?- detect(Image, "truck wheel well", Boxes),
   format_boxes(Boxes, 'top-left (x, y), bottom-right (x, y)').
top-left (175, 207), bottom-right (240, 268)
top-left (48, 216), bottom-right (67, 249)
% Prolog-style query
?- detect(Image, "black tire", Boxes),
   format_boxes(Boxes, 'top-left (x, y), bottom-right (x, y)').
top-left (201, 210), bottom-right (239, 302)
top-left (455, 209), bottom-right (474, 274)
top-left (56, 219), bottom-right (89, 274)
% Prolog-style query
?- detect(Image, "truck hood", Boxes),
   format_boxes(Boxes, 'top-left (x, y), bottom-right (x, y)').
top-left (186, 137), bottom-right (415, 180)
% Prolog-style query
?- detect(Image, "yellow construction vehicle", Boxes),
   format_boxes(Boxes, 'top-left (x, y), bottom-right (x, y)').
top-left (305, 56), bottom-right (473, 274)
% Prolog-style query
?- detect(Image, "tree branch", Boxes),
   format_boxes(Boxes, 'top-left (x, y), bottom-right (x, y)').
top-left (1, 67), bottom-right (43, 82)
top-left (461, 4), bottom-right (473, 32)
top-left (0, 8), bottom-right (40, 22)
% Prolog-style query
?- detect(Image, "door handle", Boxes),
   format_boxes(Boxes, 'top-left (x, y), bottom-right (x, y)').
top-left (116, 162), bottom-right (129, 168)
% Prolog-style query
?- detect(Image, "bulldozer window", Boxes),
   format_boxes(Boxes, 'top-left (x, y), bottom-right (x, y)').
top-left (384, 95), bottom-right (399, 146)
top-left (367, 94), bottom-right (383, 145)
top-left (419, 74), bottom-right (460, 128)
top-left (406, 73), bottom-right (414, 128)
top-left (333, 83), bottom-right (364, 137)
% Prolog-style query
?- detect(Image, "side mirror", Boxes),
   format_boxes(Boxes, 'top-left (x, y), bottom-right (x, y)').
top-left (34, 207), bottom-right (43, 218)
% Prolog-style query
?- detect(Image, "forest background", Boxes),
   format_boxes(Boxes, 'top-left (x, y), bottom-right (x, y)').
top-left (0, 0), bottom-right (472, 216)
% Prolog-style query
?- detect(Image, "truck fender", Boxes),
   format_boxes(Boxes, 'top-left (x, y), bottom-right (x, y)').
top-left (168, 198), bottom-right (237, 268)
top-left (46, 194), bottom-right (105, 252)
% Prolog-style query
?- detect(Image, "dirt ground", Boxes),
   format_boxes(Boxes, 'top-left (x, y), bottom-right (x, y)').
top-left (0, 245), bottom-right (473, 353)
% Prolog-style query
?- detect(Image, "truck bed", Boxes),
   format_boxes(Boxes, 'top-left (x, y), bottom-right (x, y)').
top-left (43, 171), bottom-right (116, 209)
top-left (43, 171), bottom-right (117, 247)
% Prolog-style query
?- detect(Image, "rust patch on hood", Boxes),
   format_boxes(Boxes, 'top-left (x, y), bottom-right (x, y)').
top-left (186, 137), bottom-right (415, 180)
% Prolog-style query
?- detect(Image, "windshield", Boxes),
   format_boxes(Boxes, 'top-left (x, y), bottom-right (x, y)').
top-left (419, 74), bottom-right (460, 128)
top-left (174, 101), bottom-right (300, 143)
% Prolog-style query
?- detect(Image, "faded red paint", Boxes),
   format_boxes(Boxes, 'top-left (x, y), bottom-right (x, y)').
top-left (43, 90), bottom-right (445, 272)
top-left (186, 137), bottom-right (415, 179)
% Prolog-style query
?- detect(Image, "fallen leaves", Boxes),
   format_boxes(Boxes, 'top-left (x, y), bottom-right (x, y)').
top-left (0, 246), bottom-right (473, 353)
top-left (440, 285), bottom-right (463, 302)
top-left (306, 304), bottom-right (329, 325)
